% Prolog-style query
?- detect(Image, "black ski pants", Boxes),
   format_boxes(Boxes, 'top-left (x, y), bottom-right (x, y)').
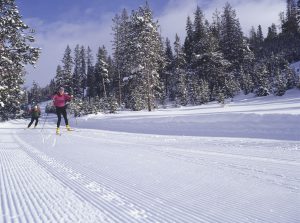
top-left (56, 106), bottom-right (69, 128)
top-left (28, 117), bottom-right (39, 128)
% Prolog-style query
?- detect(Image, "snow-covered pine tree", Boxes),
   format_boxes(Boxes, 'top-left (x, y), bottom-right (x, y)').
top-left (219, 3), bottom-right (245, 71)
top-left (162, 38), bottom-right (173, 100)
top-left (48, 79), bottom-right (56, 96)
top-left (80, 46), bottom-right (87, 98)
top-left (112, 9), bottom-right (129, 106)
top-left (239, 66), bottom-right (254, 95)
top-left (249, 25), bottom-right (264, 58)
top-left (54, 65), bottom-right (64, 90)
top-left (61, 45), bottom-right (73, 94)
top-left (0, 0), bottom-right (40, 120)
top-left (86, 46), bottom-right (95, 100)
top-left (183, 16), bottom-right (194, 65)
top-left (276, 0), bottom-right (300, 61)
top-left (211, 9), bottom-right (221, 42)
top-left (172, 34), bottom-right (188, 106)
top-left (94, 46), bottom-right (109, 99)
top-left (72, 45), bottom-right (86, 99)
top-left (266, 24), bottom-right (278, 41)
top-left (282, 63), bottom-right (297, 89)
top-left (282, 0), bottom-right (299, 34)
top-left (73, 44), bottom-right (82, 98)
top-left (253, 62), bottom-right (270, 96)
top-left (28, 81), bottom-right (41, 104)
top-left (273, 68), bottom-right (287, 96)
top-left (257, 25), bottom-right (264, 45)
top-left (263, 23), bottom-right (279, 59)
top-left (124, 3), bottom-right (164, 111)
top-left (267, 55), bottom-right (296, 93)
top-left (186, 6), bottom-right (212, 104)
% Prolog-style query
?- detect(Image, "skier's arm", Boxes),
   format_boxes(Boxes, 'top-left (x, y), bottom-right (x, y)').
top-left (64, 94), bottom-right (72, 101)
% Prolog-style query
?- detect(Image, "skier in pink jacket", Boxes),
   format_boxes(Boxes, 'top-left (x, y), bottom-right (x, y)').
top-left (52, 87), bottom-right (73, 134)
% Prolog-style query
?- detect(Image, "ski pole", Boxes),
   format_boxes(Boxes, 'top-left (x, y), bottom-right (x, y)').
top-left (41, 112), bottom-right (48, 132)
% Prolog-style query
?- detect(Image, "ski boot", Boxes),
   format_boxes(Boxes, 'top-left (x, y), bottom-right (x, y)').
top-left (56, 127), bottom-right (60, 135)
top-left (66, 125), bottom-right (72, 131)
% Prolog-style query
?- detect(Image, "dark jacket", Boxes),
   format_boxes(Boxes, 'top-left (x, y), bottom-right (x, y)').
top-left (30, 108), bottom-right (41, 118)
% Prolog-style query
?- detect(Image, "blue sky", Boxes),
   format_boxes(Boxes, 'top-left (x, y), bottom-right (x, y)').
top-left (17, 0), bottom-right (165, 24)
top-left (17, 0), bottom-right (286, 87)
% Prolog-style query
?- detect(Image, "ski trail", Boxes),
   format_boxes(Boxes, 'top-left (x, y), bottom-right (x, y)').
top-left (0, 149), bottom-right (110, 223)
top-left (61, 130), bottom-right (300, 223)
top-left (0, 134), bottom-right (111, 223)
top-left (13, 132), bottom-right (208, 223)
top-left (6, 122), bottom-right (300, 223)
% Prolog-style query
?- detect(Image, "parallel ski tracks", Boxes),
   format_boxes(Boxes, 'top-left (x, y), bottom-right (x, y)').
top-left (68, 131), bottom-right (300, 192)
top-left (13, 133), bottom-right (209, 223)
top-left (63, 131), bottom-right (300, 222)
top-left (14, 129), bottom-right (300, 223)
top-left (0, 149), bottom-right (108, 223)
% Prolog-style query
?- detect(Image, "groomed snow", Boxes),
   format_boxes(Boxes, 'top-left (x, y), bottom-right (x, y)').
top-left (0, 89), bottom-right (300, 223)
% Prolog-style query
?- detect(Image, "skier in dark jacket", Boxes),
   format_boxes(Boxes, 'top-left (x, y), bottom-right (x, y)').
top-left (27, 105), bottom-right (41, 128)
top-left (52, 87), bottom-right (73, 134)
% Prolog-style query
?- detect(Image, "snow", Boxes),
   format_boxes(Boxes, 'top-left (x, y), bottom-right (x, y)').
top-left (0, 89), bottom-right (300, 222)
top-left (1, 56), bottom-right (13, 64)
top-left (290, 61), bottom-right (300, 76)
top-left (137, 16), bottom-right (144, 22)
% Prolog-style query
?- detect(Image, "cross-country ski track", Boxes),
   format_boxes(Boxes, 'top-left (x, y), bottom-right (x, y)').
top-left (1, 90), bottom-right (300, 223)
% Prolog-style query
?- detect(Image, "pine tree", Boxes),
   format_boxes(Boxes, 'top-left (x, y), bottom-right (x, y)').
top-left (86, 46), bottom-right (95, 99)
top-left (49, 79), bottom-right (56, 95)
top-left (273, 68), bottom-right (287, 96)
top-left (253, 62), bottom-right (270, 96)
top-left (61, 45), bottom-right (73, 94)
top-left (162, 38), bottom-right (173, 99)
top-left (112, 9), bottom-right (129, 105)
top-left (239, 67), bottom-right (254, 95)
top-left (72, 45), bottom-right (86, 98)
top-left (266, 24), bottom-right (278, 41)
top-left (54, 65), bottom-right (64, 90)
top-left (172, 34), bottom-right (188, 106)
top-left (107, 55), bottom-right (116, 96)
top-left (282, 63), bottom-right (296, 89)
top-left (282, 0), bottom-right (299, 34)
top-left (257, 25), bottom-right (264, 43)
top-left (124, 3), bottom-right (164, 111)
top-left (28, 81), bottom-right (41, 104)
top-left (219, 3), bottom-right (245, 71)
top-left (183, 16), bottom-right (194, 64)
top-left (0, 0), bottom-right (40, 120)
top-left (73, 44), bottom-right (82, 97)
top-left (211, 9), bottom-right (221, 43)
top-left (94, 46), bottom-right (109, 98)
top-left (80, 46), bottom-right (87, 98)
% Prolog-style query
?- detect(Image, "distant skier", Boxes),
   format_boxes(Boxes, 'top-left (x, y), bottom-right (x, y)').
top-left (52, 87), bottom-right (73, 134)
top-left (27, 105), bottom-right (41, 128)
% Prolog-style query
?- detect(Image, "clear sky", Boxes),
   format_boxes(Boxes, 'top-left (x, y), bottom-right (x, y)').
top-left (16, 0), bottom-right (286, 87)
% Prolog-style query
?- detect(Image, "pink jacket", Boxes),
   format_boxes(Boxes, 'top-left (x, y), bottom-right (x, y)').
top-left (52, 93), bottom-right (71, 108)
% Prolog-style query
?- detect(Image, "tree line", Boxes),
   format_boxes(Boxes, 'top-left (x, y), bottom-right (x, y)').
top-left (43, 1), bottom-right (300, 116)
top-left (1, 0), bottom-right (300, 120)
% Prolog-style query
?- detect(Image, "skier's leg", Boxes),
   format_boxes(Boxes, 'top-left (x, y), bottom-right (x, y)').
top-left (34, 118), bottom-right (39, 127)
top-left (62, 108), bottom-right (69, 126)
top-left (56, 108), bottom-right (62, 128)
top-left (28, 117), bottom-right (34, 128)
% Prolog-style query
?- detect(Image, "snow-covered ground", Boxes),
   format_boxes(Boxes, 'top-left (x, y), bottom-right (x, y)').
top-left (1, 89), bottom-right (300, 223)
